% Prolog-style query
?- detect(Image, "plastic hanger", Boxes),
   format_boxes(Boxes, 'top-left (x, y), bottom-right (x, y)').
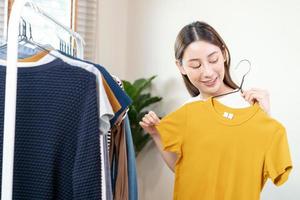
top-left (212, 59), bottom-right (251, 99)
top-left (15, 19), bottom-right (60, 59)
top-left (0, 18), bottom-right (28, 57)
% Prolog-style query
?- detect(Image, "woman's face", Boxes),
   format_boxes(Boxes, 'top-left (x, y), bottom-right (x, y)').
top-left (177, 40), bottom-right (229, 98)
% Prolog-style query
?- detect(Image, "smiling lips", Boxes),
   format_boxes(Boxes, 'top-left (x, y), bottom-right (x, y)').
top-left (202, 77), bottom-right (218, 87)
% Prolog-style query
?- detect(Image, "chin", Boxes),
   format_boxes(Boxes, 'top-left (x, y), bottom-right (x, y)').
top-left (205, 89), bottom-right (220, 96)
top-left (202, 84), bottom-right (222, 95)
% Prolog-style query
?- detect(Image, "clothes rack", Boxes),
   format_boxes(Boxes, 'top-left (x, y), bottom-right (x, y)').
top-left (1, 1), bottom-right (85, 199)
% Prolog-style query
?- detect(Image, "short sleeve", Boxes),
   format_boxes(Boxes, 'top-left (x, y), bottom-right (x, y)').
top-left (155, 105), bottom-right (187, 156)
top-left (264, 126), bottom-right (293, 186)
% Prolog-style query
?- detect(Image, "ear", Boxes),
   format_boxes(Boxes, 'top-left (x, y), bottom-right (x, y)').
top-left (176, 60), bottom-right (187, 75)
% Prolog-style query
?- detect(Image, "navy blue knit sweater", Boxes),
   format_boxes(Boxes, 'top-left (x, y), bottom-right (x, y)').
top-left (0, 58), bottom-right (102, 199)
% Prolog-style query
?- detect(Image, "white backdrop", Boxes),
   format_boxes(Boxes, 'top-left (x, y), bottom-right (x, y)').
top-left (97, 0), bottom-right (300, 199)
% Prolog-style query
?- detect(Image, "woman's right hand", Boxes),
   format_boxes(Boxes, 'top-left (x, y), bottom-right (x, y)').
top-left (139, 111), bottom-right (160, 136)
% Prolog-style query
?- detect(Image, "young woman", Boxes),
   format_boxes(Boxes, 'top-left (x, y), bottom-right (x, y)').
top-left (140, 21), bottom-right (270, 172)
top-left (139, 21), bottom-right (292, 199)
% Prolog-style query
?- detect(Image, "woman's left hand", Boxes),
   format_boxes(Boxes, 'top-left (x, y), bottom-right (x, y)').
top-left (241, 88), bottom-right (270, 115)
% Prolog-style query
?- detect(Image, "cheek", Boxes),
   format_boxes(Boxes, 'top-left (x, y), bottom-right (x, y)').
top-left (213, 63), bottom-right (226, 78)
top-left (185, 69), bottom-right (200, 82)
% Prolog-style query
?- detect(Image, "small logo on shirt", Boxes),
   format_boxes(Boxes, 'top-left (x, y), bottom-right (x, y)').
top-left (223, 112), bottom-right (234, 120)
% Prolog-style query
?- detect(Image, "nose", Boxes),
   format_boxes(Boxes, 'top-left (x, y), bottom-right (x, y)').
top-left (201, 63), bottom-right (214, 78)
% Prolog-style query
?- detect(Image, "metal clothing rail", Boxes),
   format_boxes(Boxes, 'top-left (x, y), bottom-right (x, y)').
top-left (1, 0), bottom-right (85, 199)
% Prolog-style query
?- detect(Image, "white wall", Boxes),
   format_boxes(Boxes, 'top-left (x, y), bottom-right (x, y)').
top-left (95, 0), bottom-right (129, 79)
top-left (97, 0), bottom-right (300, 199)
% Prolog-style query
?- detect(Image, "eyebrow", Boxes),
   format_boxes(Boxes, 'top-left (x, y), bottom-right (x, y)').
top-left (187, 51), bottom-right (219, 62)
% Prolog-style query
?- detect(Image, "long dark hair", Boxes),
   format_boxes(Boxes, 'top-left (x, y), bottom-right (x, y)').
top-left (174, 21), bottom-right (238, 97)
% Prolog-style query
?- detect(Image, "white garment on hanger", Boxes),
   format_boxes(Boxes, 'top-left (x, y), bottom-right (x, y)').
top-left (185, 92), bottom-right (250, 108)
top-left (0, 53), bottom-right (56, 67)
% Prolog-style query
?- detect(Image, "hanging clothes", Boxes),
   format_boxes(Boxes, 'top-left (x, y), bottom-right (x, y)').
top-left (57, 50), bottom-right (132, 127)
top-left (124, 116), bottom-right (138, 200)
top-left (15, 50), bottom-right (130, 200)
top-left (111, 75), bottom-right (138, 200)
top-left (52, 51), bottom-right (134, 200)
top-left (0, 47), bottom-right (136, 200)
top-left (54, 52), bottom-right (134, 200)
top-left (0, 58), bottom-right (102, 199)
top-left (110, 121), bottom-right (129, 200)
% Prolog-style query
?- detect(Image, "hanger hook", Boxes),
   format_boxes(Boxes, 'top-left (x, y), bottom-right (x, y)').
top-left (212, 59), bottom-right (252, 99)
top-left (235, 59), bottom-right (251, 77)
top-left (234, 59), bottom-right (252, 92)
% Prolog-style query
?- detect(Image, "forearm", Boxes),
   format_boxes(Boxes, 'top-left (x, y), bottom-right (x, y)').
top-left (151, 133), bottom-right (177, 172)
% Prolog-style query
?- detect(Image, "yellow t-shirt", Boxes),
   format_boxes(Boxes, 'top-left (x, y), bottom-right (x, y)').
top-left (156, 97), bottom-right (292, 200)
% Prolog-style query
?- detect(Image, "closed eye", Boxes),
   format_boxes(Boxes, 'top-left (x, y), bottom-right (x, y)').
top-left (209, 58), bottom-right (218, 63)
top-left (188, 60), bottom-right (202, 68)
top-left (189, 63), bottom-right (201, 69)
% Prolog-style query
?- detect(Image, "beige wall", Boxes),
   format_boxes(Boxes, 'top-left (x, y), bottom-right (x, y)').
top-left (96, 0), bottom-right (300, 199)
top-left (95, 0), bottom-right (129, 79)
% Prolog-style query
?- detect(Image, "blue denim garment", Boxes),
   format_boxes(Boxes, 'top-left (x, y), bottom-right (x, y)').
top-left (125, 116), bottom-right (138, 200)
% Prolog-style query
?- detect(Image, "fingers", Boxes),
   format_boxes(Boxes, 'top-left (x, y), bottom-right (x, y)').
top-left (242, 88), bottom-right (269, 97)
top-left (241, 88), bottom-right (271, 114)
top-left (148, 111), bottom-right (160, 124)
top-left (139, 121), bottom-right (149, 128)
top-left (140, 111), bottom-right (160, 126)
top-left (139, 111), bottom-right (160, 135)
top-left (242, 90), bottom-right (262, 104)
top-left (142, 116), bottom-right (152, 124)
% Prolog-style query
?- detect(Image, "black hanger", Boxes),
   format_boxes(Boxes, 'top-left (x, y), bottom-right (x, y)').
top-left (212, 59), bottom-right (251, 99)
